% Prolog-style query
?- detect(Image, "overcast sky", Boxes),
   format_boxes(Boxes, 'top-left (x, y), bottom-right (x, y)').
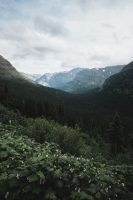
top-left (0, 0), bottom-right (133, 74)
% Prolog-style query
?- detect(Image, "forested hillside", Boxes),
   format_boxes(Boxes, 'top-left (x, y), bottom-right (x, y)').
top-left (0, 56), bottom-right (133, 199)
top-left (0, 104), bottom-right (133, 200)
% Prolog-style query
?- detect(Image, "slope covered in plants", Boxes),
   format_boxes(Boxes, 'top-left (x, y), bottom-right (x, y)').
top-left (0, 125), bottom-right (132, 200)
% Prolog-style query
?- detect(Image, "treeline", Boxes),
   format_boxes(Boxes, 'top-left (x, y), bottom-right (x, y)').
top-left (0, 103), bottom-right (132, 163)
top-left (0, 108), bottom-right (133, 199)
top-left (0, 79), bottom-right (133, 161)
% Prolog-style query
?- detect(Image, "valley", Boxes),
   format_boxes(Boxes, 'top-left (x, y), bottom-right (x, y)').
top-left (0, 53), bottom-right (133, 200)
top-left (1, 0), bottom-right (133, 199)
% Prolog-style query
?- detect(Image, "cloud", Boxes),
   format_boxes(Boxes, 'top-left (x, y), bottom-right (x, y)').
top-left (0, 0), bottom-right (133, 73)
top-left (34, 15), bottom-right (68, 37)
top-left (102, 23), bottom-right (114, 29)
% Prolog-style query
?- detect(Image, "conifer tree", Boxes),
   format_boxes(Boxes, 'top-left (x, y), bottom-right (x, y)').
top-left (108, 113), bottom-right (124, 156)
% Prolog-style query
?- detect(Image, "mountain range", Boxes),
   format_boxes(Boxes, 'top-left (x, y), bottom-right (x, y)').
top-left (24, 65), bottom-right (124, 93)
top-left (62, 65), bottom-right (124, 93)
top-left (22, 73), bottom-right (42, 81)
top-left (0, 55), bottom-right (133, 131)
top-left (30, 68), bottom-right (83, 88)
top-left (0, 55), bottom-right (132, 200)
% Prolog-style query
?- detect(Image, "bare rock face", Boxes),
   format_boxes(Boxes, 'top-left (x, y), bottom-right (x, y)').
top-left (0, 55), bottom-right (18, 76)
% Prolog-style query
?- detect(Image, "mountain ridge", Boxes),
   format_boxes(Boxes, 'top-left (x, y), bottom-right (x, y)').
top-left (62, 65), bottom-right (124, 93)
top-left (32, 65), bottom-right (124, 93)
top-left (0, 55), bottom-right (18, 76)
top-left (0, 55), bottom-right (133, 133)
top-left (103, 61), bottom-right (133, 95)
top-left (36, 68), bottom-right (83, 88)
top-left (122, 61), bottom-right (133, 72)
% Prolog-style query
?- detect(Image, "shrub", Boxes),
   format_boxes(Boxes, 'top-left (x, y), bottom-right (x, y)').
top-left (0, 127), bottom-right (132, 200)
top-left (0, 104), bottom-right (26, 126)
top-left (24, 118), bottom-right (91, 157)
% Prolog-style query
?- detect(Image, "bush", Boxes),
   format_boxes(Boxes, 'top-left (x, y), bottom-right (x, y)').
top-left (24, 118), bottom-right (91, 157)
top-left (0, 104), bottom-right (26, 126)
top-left (0, 126), bottom-right (132, 200)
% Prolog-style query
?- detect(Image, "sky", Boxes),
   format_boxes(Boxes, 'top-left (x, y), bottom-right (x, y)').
top-left (0, 0), bottom-right (133, 74)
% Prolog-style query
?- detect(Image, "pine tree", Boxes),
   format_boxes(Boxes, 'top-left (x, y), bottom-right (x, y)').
top-left (108, 113), bottom-right (124, 156)
top-left (4, 84), bottom-right (9, 94)
top-left (4, 84), bottom-right (9, 106)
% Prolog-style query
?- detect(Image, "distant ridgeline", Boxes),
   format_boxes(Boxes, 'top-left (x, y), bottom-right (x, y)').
top-left (0, 55), bottom-right (133, 133)
top-left (0, 55), bottom-right (133, 200)
top-left (0, 55), bottom-right (68, 122)
top-left (27, 65), bottom-right (124, 93)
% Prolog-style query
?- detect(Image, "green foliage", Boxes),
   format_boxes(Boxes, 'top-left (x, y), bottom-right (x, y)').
top-left (0, 103), bottom-right (26, 126)
top-left (23, 118), bottom-right (103, 158)
top-left (0, 57), bottom-right (133, 199)
top-left (108, 113), bottom-right (124, 155)
top-left (0, 68), bottom-right (133, 159)
top-left (0, 126), bottom-right (132, 200)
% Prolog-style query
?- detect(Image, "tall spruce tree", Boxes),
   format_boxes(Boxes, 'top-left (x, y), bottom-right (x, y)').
top-left (108, 113), bottom-right (124, 156)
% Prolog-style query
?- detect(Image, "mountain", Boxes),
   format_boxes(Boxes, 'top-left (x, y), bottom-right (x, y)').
top-left (36, 65), bottom-right (124, 93)
top-left (37, 68), bottom-right (83, 88)
top-left (22, 73), bottom-right (42, 81)
top-left (0, 55), bottom-right (36, 82)
top-left (122, 61), bottom-right (133, 72)
top-left (0, 55), bottom-right (133, 133)
top-left (62, 65), bottom-right (124, 93)
top-left (0, 56), bottom-right (41, 81)
top-left (0, 55), bottom-right (70, 119)
top-left (103, 61), bottom-right (133, 95)
top-left (0, 55), bottom-right (20, 77)
top-left (69, 61), bottom-right (133, 128)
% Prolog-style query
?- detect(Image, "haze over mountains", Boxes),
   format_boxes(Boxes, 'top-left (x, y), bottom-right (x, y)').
top-left (103, 61), bottom-right (133, 95)
top-left (0, 55), bottom-right (20, 77)
top-left (36, 68), bottom-right (82, 88)
top-left (1, 55), bottom-right (133, 98)
top-left (62, 65), bottom-right (124, 93)
top-left (1, 0), bottom-right (133, 198)
top-left (0, 55), bottom-right (133, 119)
top-left (22, 73), bottom-right (42, 81)
top-left (0, 54), bottom-right (133, 163)
top-left (24, 65), bottom-right (124, 93)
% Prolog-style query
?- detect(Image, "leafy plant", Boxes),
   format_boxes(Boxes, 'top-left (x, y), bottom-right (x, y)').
top-left (0, 126), bottom-right (132, 200)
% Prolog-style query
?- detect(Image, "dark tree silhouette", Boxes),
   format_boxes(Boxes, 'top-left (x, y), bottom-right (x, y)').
top-left (108, 113), bottom-right (124, 156)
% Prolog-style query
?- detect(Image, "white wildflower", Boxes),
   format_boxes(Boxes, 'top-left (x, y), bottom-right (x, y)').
top-left (5, 192), bottom-right (9, 199)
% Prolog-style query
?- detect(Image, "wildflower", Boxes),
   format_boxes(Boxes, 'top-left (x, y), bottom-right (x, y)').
top-left (121, 183), bottom-right (125, 187)
top-left (5, 192), bottom-right (9, 199)
top-left (16, 174), bottom-right (20, 179)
